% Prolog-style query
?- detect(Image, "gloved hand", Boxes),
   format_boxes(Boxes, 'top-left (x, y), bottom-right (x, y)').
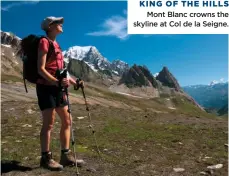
top-left (74, 78), bottom-right (84, 90)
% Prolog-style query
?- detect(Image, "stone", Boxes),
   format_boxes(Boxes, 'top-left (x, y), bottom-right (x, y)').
top-left (173, 168), bottom-right (185, 172)
top-left (207, 164), bottom-right (223, 170)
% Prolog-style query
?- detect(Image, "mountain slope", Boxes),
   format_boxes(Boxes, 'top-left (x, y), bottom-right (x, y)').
top-left (67, 59), bottom-right (100, 82)
top-left (217, 104), bottom-right (228, 116)
top-left (1, 31), bottom-right (22, 79)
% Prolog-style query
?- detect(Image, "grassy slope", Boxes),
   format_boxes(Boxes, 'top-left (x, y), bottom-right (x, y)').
top-left (1, 75), bottom-right (228, 176)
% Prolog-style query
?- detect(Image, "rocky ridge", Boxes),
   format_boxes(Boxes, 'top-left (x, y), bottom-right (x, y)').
top-left (156, 66), bottom-right (181, 91)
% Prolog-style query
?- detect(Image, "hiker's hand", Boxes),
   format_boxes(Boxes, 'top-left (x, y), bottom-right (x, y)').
top-left (61, 78), bottom-right (69, 87)
top-left (75, 79), bottom-right (84, 89)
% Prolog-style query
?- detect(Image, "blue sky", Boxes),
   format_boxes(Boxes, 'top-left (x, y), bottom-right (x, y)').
top-left (1, 1), bottom-right (228, 86)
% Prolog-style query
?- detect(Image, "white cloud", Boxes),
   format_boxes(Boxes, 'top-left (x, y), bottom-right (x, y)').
top-left (86, 11), bottom-right (128, 40)
top-left (1, 1), bottom-right (39, 11)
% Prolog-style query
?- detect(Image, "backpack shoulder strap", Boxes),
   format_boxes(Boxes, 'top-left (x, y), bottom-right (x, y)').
top-left (39, 36), bottom-right (54, 62)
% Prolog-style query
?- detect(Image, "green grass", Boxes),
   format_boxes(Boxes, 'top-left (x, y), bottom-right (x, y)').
top-left (1, 100), bottom-right (228, 176)
top-left (169, 95), bottom-right (216, 118)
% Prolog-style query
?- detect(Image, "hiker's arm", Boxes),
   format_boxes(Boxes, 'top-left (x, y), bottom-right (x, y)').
top-left (37, 50), bottom-right (59, 86)
top-left (69, 77), bottom-right (77, 85)
top-left (66, 71), bottom-right (76, 85)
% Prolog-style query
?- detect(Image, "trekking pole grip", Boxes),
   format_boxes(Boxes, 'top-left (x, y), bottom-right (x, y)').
top-left (74, 78), bottom-right (82, 90)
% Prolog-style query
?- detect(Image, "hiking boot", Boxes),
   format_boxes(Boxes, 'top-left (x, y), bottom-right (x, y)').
top-left (40, 152), bottom-right (63, 171)
top-left (60, 150), bottom-right (86, 167)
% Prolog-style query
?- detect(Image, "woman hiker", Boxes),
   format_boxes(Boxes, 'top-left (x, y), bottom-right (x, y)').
top-left (37, 16), bottom-right (85, 171)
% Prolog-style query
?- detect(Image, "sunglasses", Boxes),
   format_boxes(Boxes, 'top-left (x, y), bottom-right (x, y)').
top-left (50, 21), bottom-right (62, 25)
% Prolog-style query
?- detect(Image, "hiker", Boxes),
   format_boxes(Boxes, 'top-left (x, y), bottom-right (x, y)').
top-left (37, 16), bottom-right (85, 171)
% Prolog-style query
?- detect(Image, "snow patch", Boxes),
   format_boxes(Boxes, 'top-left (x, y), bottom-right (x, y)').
top-left (84, 61), bottom-right (98, 72)
top-left (5, 32), bottom-right (11, 36)
top-left (64, 57), bottom-right (69, 63)
top-left (112, 70), bottom-right (119, 75)
top-left (116, 92), bottom-right (143, 98)
top-left (154, 72), bottom-right (159, 77)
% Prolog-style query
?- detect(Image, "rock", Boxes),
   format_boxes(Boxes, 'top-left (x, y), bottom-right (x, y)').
top-left (86, 167), bottom-right (97, 173)
top-left (77, 116), bottom-right (86, 120)
top-left (207, 164), bottom-right (223, 170)
top-left (173, 168), bottom-right (185, 172)
top-left (36, 156), bottom-right (41, 160)
top-left (168, 107), bottom-right (176, 110)
top-left (224, 144), bottom-right (228, 147)
top-left (202, 156), bottom-right (212, 161)
top-left (178, 142), bottom-right (183, 145)
top-left (200, 171), bottom-right (208, 175)
top-left (23, 157), bottom-right (29, 160)
top-left (27, 109), bottom-right (34, 114)
top-left (22, 124), bottom-right (32, 128)
top-left (204, 156), bottom-right (212, 159)
top-left (206, 170), bottom-right (214, 175)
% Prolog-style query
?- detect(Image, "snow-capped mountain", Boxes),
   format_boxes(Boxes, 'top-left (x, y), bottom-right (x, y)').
top-left (1, 31), bottom-right (21, 49)
top-left (209, 78), bottom-right (227, 86)
top-left (63, 46), bottom-right (129, 76)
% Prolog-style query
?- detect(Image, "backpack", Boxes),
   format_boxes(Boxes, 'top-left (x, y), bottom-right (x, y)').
top-left (20, 34), bottom-right (54, 93)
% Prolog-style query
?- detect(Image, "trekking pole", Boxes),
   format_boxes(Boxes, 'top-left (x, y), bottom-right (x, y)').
top-left (82, 87), bottom-right (102, 157)
top-left (74, 80), bottom-right (110, 175)
top-left (65, 88), bottom-right (80, 176)
top-left (61, 70), bottom-right (80, 176)
top-left (74, 81), bottom-right (102, 158)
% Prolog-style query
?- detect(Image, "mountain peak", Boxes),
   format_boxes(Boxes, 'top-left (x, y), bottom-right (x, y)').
top-left (162, 66), bottom-right (169, 72)
top-left (156, 66), bottom-right (181, 91)
top-left (112, 59), bottom-right (127, 64)
top-left (119, 64), bottom-right (158, 88)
